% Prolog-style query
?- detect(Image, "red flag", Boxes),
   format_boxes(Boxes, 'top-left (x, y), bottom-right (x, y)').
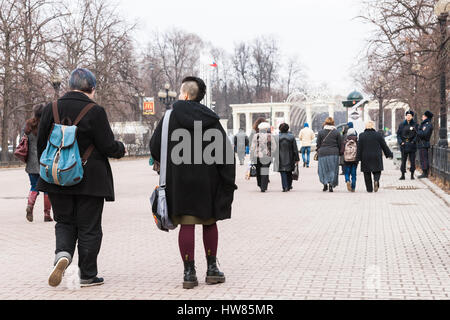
top-left (210, 62), bottom-right (218, 67)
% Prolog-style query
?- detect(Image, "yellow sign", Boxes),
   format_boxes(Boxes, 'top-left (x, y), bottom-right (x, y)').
top-left (143, 98), bottom-right (155, 115)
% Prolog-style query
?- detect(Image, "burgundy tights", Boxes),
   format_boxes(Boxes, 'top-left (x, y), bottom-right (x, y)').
top-left (178, 223), bottom-right (218, 262)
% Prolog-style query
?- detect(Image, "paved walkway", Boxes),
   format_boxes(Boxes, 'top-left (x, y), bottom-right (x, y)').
top-left (0, 156), bottom-right (448, 300)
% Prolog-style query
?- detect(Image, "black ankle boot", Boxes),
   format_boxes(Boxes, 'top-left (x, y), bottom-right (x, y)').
top-left (328, 184), bottom-right (333, 192)
top-left (399, 173), bottom-right (405, 180)
top-left (418, 169), bottom-right (428, 179)
top-left (411, 172), bottom-right (415, 180)
top-left (323, 184), bottom-right (328, 192)
top-left (183, 260), bottom-right (198, 289)
top-left (206, 256), bottom-right (225, 285)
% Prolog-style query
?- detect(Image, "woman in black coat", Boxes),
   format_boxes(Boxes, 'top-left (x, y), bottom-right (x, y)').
top-left (357, 121), bottom-right (393, 193)
top-left (275, 123), bottom-right (299, 192)
top-left (150, 77), bottom-right (237, 289)
top-left (37, 68), bottom-right (125, 288)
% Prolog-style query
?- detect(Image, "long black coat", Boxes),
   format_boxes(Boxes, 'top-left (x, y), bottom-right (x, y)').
top-left (275, 132), bottom-right (299, 172)
top-left (417, 118), bottom-right (433, 149)
top-left (37, 91), bottom-right (125, 201)
top-left (397, 120), bottom-right (418, 153)
top-left (150, 100), bottom-right (237, 222)
top-left (357, 129), bottom-right (393, 172)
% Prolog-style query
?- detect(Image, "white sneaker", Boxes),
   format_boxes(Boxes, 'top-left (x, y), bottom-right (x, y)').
top-left (48, 257), bottom-right (69, 287)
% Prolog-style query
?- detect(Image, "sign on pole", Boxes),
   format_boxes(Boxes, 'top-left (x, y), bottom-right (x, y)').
top-left (143, 97), bottom-right (155, 115)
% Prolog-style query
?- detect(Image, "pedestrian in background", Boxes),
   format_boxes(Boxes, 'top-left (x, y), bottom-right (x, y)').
top-left (150, 77), bottom-right (236, 289)
top-left (316, 117), bottom-right (342, 192)
top-left (250, 119), bottom-right (276, 192)
top-left (234, 128), bottom-right (249, 166)
top-left (298, 123), bottom-right (315, 168)
top-left (417, 111), bottom-right (433, 179)
top-left (339, 124), bottom-right (349, 175)
top-left (397, 110), bottom-right (418, 180)
top-left (276, 123), bottom-right (299, 192)
top-left (24, 104), bottom-right (53, 223)
top-left (340, 126), bottom-right (358, 192)
top-left (357, 121), bottom-right (393, 193)
top-left (38, 68), bottom-right (126, 288)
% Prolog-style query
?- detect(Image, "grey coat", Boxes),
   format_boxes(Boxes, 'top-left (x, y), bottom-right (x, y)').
top-left (317, 127), bottom-right (343, 158)
top-left (25, 133), bottom-right (39, 174)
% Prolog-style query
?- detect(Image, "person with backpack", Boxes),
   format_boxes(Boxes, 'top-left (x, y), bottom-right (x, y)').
top-left (357, 121), bottom-right (393, 193)
top-left (23, 104), bottom-right (53, 222)
top-left (234, 128), bottom-right (249, 166)
top-left (37, 68), bottom-right (126, 288)
top-left (150, 77), bottom-right (237, 289)
top-left (340, 126), bottom-right (358, 192)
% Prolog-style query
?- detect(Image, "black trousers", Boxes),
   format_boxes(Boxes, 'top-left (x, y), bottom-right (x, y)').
top-left (256, 158), bottom-right (271, 191)
top-left (363, 171), bottom-right (381, 192)
top-left (280, 171), bottom-right (293, 190)
top-left (400, 150), bottom-right (416, 173)
top-left (419, 148), bottom-right (430, 171)
top-left (48, 193), bottom-right (104, 280)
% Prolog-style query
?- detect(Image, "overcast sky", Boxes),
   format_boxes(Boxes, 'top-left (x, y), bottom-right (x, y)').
top-left (116, 0), bottom-right (374, 97)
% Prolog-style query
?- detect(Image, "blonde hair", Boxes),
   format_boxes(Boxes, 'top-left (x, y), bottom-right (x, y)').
top-left (365, 120), bottom-right (375, 129)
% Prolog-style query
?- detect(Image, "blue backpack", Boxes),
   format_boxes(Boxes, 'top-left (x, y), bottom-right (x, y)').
top-left (39, 101), bottom-right (95, 187)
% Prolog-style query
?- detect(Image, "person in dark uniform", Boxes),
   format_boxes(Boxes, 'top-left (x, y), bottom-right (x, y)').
top-left (37, 68), bottom-right (126, 288)
top-left (396, 110), bottom-right (418, 180)
top-left (417, 111), bottom-right (434, 179)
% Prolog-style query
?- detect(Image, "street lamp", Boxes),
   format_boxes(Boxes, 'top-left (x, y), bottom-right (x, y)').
top-left (51, 74), bottom-right (62, 100)
top-left (375, 76), bottom-right (389, 135)
top-left (158, 83), bottom-right (177, 110)
top-left (435, 0), bottom-right (449, 148)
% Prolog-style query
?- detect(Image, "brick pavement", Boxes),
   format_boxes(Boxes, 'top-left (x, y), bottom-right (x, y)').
top-left (0, 156), bottom-right (448, 300)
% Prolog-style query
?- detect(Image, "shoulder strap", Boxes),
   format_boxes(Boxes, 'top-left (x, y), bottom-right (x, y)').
top-left (76, 102), bottom-right (96, 165)
top-left (323, 129), bottom-right (334, 143)
top-left (159, 109), bottom-right (173, 187)
top-left (74, 103), bottom-right (96, 126)
top-left (52, 101), bottom-right (60, 124)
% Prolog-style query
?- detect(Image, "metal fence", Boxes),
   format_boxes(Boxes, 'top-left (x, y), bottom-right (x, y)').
top-left (430, 146), bottom-right (449, 187)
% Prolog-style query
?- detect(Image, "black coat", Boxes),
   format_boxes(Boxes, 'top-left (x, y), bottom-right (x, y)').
top-left (357, 129), bottom-right (393, 172)
top-left (37, 91), bottom-right (125, 201)
top-left (275, 132), bottom-right (299, 172)
top-left (417, 118), bottom-right (433, 149)
top-left (397, 120), bottom-right (418, 153)
top-left (150, 100), bottom-right (237, 222)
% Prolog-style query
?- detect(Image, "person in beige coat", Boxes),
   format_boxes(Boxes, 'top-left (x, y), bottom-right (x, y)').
top-left (299, 123), bottom-right (315, 168)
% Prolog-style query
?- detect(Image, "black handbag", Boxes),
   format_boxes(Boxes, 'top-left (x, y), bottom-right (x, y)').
top-left (292, 163), bottom-right (299, 181)
top-left (250, 164), bottom-right (257, 177)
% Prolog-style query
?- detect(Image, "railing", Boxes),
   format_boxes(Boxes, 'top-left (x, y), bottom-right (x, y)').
top-left (430, 146), bottom-right (449, 187)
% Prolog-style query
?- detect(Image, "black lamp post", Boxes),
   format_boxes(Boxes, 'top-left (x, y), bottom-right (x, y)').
top-left (435, 0), bottom-right (449, 148)
top-left (375, 76), bottom-right (388, 135)
top-left (51, 74), bottom-right (62, 100)
top-left (158, 83), bottom-right (177, 111)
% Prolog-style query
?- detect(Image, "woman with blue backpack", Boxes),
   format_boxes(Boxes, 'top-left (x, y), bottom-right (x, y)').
top-left (37, 68), bottom-right (126, 288)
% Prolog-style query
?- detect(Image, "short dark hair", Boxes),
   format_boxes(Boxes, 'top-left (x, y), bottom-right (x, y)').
top-left (69, 68), bottom-right (96, 93)
top-left (182, 76), bottom-right (206, 102)
top-left (279, 123), bottom-right (289, 133)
